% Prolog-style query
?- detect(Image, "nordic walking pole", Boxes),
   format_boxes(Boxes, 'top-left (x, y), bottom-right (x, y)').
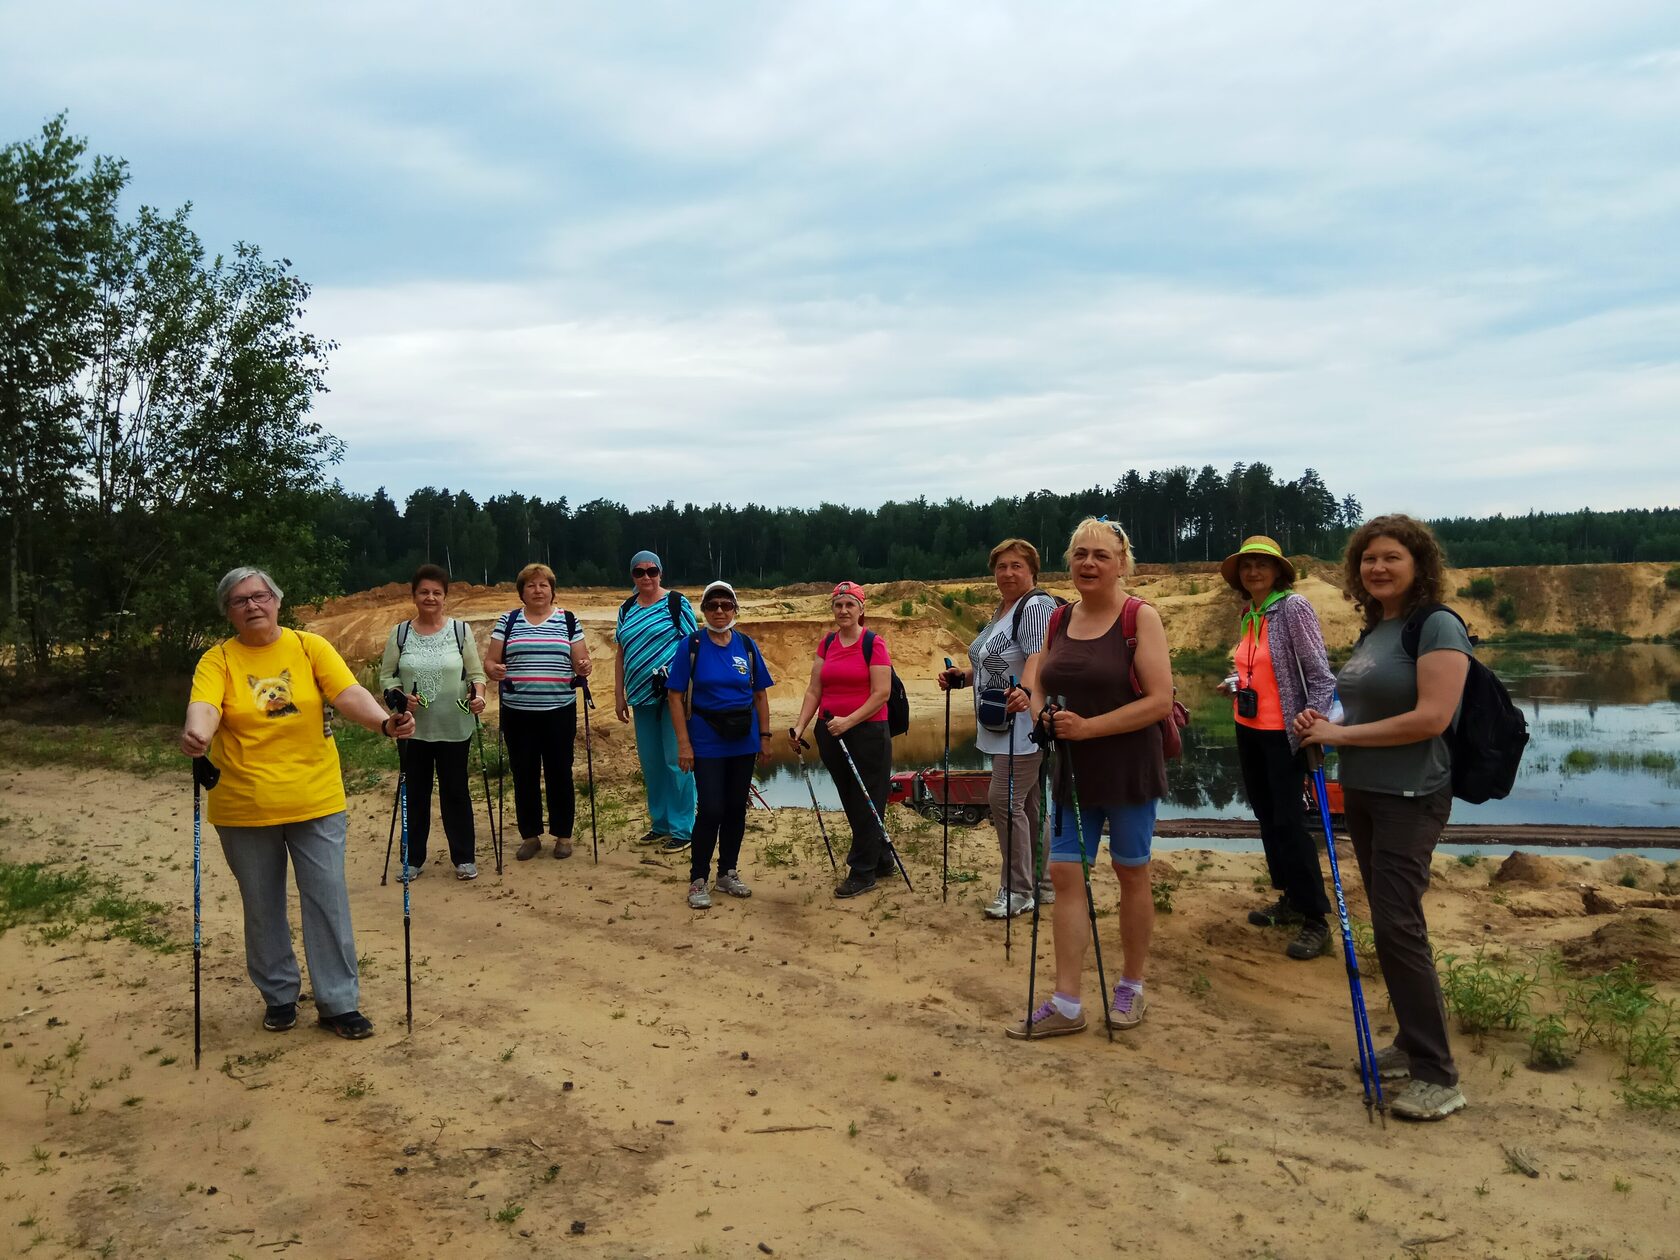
top-left (494, 718), bottom-right (506, 875)
top-left (1309, 745), bottom-right (1384, 1123)
top-left (822, 712), bottom-right (913, 893)
top-left (580, 677), bottom-right (599, 864)
top-left (1004, 674), bottom-right (1016, 962)
top-left (384, 689), bottom-right (414, 1035)
top-left (473, 707), bottom-right (497, 874)
top-left (191, 756), bottom-right (219, 1069)
top-left (1024, 747), bottom-right (1051, 1040)
top-left (941, 657), bottom-right (955, 902)
top-left (790, 730), bottom-right (838, 871)
top-left (1061, 695), bottom-right (1114, 1044)
top-left (380, 751), bottom-right (402, 886)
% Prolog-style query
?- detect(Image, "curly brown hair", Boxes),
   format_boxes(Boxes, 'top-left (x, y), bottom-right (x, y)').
top-left (1341, 513), bottom-right (1447, 630)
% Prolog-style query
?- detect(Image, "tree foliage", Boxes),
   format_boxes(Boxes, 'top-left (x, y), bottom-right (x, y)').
top-left (1, 116), bottom-right (340, 684)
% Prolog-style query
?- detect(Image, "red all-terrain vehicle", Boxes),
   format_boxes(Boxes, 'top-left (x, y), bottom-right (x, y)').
top-left (888, 769), bottom-right (992, 825)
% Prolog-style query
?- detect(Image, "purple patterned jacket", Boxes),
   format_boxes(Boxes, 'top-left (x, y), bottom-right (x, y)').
top-left (1250, 593), bottom-right (1336, 753)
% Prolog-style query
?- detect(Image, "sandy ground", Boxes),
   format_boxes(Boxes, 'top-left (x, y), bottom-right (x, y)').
top-left (3, 755), bottom-right (1679, 1260)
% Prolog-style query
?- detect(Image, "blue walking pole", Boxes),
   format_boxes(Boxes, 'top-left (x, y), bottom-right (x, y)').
top-left (1308, 747), bottom-right (1384, 1123)
top-left (941, 658), bottom-right (955, 903)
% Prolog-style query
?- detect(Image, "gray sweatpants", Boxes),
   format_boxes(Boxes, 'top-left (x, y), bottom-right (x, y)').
top-left (988, 748), bottom-right (1044, 891)
top-left (216, 811), bottom-right (360, 1017)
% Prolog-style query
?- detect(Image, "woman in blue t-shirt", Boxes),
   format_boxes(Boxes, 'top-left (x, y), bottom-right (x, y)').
top-left (1295, 514), bottom-right (1472, 1123)
top-left (665, 581), bottom-right (775, 909)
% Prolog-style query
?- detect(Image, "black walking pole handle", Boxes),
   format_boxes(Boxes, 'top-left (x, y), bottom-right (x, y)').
top-left (192, 756), bottom-right (220, 791)
top-left (939, 657), bottom-right (964, 688)
top-left (789, 727), bottom-right (812, 752)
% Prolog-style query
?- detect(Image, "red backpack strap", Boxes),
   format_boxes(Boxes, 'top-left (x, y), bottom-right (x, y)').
top-left (1046, 601), bottom-right (1073, 647)
top-left (1121, 596), bottom-right (1145, 695)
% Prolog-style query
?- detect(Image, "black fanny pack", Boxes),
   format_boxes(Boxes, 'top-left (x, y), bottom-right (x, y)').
top-left (693, 705), bottom-right (754, 741)
top-left (977, 687), bottom-right (1012, 733)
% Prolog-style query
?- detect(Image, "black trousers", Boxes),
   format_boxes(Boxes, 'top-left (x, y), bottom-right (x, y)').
top-left (1344, 785), bottom-right (1458, 1087)
top-left (817, 721), bottom-right (892, 876)
top-left (400, 738), bottom-right (475, 867)
top-left (692, 753), bottom-right (756, 882)
top-left (1235, 725), bottom-right (1331, 919)
top-left (501, 706), bottom-right (577, 840)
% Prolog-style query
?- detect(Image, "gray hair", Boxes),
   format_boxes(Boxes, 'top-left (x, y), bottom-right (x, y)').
top-left (216, 567), bottom-right (284, 615)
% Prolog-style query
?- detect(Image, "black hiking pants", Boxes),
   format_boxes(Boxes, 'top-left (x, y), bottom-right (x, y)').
top-left (501, 705), bottom-right (577, 840)
top-left (1235, 726), bottom-right (1330, 920)
top-left (400, 737), bottom-right (476, 868)
top-left (817, 721), bottom-right (892, 877)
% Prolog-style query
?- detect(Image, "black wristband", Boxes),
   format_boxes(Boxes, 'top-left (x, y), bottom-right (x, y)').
top-left (380, 717), bottom-right (391, 736)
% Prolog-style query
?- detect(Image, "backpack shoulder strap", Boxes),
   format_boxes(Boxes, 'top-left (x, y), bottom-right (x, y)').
top-left (861, 629), bottom-right (876, 664)
top-left (397, 619), bottom-right (412, 651)
top-left (618, 593), bottom-right (637, 619)
top-left (1400, 603), bottom-right (1461, 659)
top-left (667, 590), bottom-right (684, 632)
top-left (820, 631), bottom-right (836, 658)
top-left (1010, 588), bottom-right (1048, 640)
top-left (453, 618), bottom-right (468, 679)
top-left (1120, 595), bottom-right (1143, 646)
top-left (1046, 600), bottom-right (1076, 648)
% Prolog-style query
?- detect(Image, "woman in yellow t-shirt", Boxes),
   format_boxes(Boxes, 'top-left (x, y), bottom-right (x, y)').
top-left (181, 566), bottom-right (413, 1040)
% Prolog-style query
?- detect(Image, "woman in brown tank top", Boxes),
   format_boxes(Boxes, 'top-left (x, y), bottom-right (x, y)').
top-left (1005, 518), bottom-right (1174, 1039)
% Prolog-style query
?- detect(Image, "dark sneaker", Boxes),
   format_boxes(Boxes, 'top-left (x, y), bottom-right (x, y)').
top-left (515, 837), bottom-right (542, 861)
top-left (1006, 1000), bottom-right (1086, 1039)
top-left (263, 1002), bottom-right (297, 1032)
top-left (834, 872), bottom-right (878, 899)
top-left (1389, 1079), bottom-right (1466, 1121)
top-left (317, 1010), bottom-right (374, 1040)
top-left (1286, 918), bottom-right (1331, 960)
top-left (1247, 895), bottom-right (1302, 928)
top-left (661, 835), bottom-right (692, 854)
top-left (455, 862), bottom-right (478, 880)
top-left (1373, 1043), bottom-right (1411, 1082)
top-left (551, 837), bottom-right (573, 859)
top-left (634, 830), bottom-right (662, 847)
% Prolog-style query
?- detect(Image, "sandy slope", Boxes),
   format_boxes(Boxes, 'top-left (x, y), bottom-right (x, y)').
top-left (2, 759), bottom-right (1678, 1260)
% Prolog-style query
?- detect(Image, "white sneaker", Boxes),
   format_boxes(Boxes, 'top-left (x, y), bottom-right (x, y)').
top-left (1037, 881), bottom-right (1055, 905)
top-left (983, 888), bottom-right (1011, 918)
top-left (455, 863), bottom-right (478, 881)
top-left (984, 889), bottom-right (1035, 919)
top-left (687, 879), bottom-right (712, 909)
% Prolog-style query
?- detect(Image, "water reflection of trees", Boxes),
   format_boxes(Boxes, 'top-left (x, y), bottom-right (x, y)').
top-left (1495, 646), bottom-right (1680, 706)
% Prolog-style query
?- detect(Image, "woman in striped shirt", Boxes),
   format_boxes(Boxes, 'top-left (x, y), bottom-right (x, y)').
top-left (484, 563), bottom-right (592, 861)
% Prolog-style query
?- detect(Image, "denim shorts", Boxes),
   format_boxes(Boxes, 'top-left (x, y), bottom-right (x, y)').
top-left (1049, 797), bottom-right (1158, 867)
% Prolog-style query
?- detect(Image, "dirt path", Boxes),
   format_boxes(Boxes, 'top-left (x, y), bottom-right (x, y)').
top-left (2, 761), bottom-right (1678, 1259)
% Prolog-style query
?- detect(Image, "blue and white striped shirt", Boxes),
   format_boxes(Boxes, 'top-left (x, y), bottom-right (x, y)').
top-left (493, 608), bottom-right (583, 712)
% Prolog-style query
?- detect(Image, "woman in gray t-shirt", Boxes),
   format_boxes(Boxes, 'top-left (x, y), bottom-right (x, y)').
top-left (1294, 515), bottom-right (1472, 1124)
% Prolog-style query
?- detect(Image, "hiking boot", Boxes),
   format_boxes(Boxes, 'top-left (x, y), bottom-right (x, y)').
top-left (455, 862), bottom-right (478, 881)
top-left (1036, 881), bottom-right (1055, 905)
top-left (634, 830), bottom-right (662, 847)
top-left (1373, 1044), bottom-right (1411, 1082)
top-left (1389, 1079), bottom-right (1466, 1122)
top-left (263, 1002), bottom-right (297, 1032)
top-left (661, 835), bottom-right (692, 854)
top-left (715, 869), bottom-right (752, 899)
top-left (515, 837), bottom-right (542, 861)
top-left (552, 838), bottom-right (573, 859)
top-left (834, 872), bottom-right (878, 899)
top-left (1006, 1000), bottom-right (1087, 1039)
top-left (687, 878), bottom-right (712, 909)
top-left (1286, 918), bottom-right (1331, 960)
top-left (317, 1010), bottom-right (374, 1040)
top-left (1106, 984), bottom-right (1148, 1031)
top-left (1247, 895), bottom-right (1302, 928)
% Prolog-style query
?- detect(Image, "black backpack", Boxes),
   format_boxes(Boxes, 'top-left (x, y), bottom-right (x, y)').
top-left (823, 629), bottom-right (910, 737)
top-left (619, 590), bottom-right (686, 634)
top-left (1378, 604), bottom-right (1529, 804)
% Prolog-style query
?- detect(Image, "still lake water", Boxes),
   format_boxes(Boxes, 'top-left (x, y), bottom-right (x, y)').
top-left (755, 645), bottom-right (1680, 835)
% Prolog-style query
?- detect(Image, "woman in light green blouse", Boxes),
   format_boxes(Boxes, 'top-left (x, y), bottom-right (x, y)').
top-left (378, 564), bottom-right (488, 880)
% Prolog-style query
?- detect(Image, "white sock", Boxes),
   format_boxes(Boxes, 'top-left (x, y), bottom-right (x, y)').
top-left (1118, 978), bottom-right (1144, 997)
top-left (1051, 992), bottom-right (1082, 1018)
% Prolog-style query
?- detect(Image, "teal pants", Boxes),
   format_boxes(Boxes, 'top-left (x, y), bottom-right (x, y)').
top-left (633, 702), bottom-right (694, 840)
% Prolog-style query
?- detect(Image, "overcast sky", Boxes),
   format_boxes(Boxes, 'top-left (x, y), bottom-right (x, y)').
top-left (5, 2), bottom-right (1678, 519)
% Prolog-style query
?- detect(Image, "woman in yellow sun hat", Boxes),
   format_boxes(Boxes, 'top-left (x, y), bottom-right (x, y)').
top-left (1219, 536), bottom-right (1336, 961)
